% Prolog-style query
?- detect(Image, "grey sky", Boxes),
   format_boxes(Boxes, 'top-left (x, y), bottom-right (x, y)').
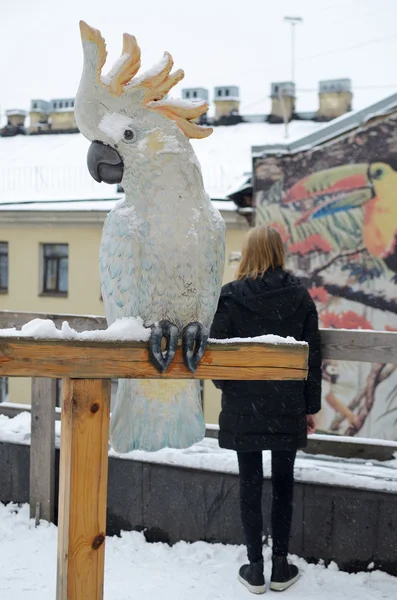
top-left (1, 0), bottom-right (397, 117)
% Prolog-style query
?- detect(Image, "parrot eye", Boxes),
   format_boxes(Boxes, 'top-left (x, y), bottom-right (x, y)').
top-left (123, 128), bottom-right (136, 143)
top-left (371, 167), bottom-right (383, 180)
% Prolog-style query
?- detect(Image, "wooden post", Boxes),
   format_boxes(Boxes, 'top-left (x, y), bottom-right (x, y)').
top-left (56, 378), bottom-right (111, 600)
top-left (30, 378), bottom-right (57, 523)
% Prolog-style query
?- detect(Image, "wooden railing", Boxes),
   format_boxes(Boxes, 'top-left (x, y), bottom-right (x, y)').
top-left (0, 310), bottom-right (309, 600)
top-left (1, 311), bottom-right (397, 517)
top-left (0, 311), bottom-right (397, 597)
top-left (1, 309), bottom-right (396, 363)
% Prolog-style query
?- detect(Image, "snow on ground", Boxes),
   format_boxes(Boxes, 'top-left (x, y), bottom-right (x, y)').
top-left (1, 413), bottom-right (397, 493)
top-left (0, 502), bottom-right (395, 600)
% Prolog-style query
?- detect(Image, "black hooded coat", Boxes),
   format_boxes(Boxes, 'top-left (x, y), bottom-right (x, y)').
top-left (210, 268), bottom-right (322, 452)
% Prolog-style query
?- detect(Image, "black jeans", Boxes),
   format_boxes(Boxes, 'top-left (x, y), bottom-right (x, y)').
top-left (237, 450), bottom-right (297, 563)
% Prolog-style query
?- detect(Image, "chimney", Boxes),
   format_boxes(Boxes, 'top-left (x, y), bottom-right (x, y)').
top-left (29, 99), bottom-right (51, 134)
top-left (181, 88), bottom-right (209, 124)
top-left (213, 86), bottom-right (240, 122)
top-left (268, 82), bottom-right (295, 124)
top-left (6, 109), bottom-right (27, 127)
top-left (1, 109), bottom-right (27, 137)
top-left (50, 98), bottom-right (78, 133)
top-left (182, 88), bottom-right (209, 102)
top-left (317, 79), bottom-right (352, 121)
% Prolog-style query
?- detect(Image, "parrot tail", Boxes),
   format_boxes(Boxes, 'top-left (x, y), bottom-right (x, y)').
top-left (109, 379), bottom-right (205, 453)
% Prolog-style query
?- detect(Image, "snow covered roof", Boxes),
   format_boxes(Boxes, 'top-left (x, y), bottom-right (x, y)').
top-left (0, 198), bottom-right (237, 213)
top-left (0, 120), bottom-right (325, 210)
top-left (252, 92), bottom-right (397, 157)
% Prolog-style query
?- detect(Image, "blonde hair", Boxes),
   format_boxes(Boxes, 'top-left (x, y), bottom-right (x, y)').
top-left (236, 225), bottom-right (286, 280)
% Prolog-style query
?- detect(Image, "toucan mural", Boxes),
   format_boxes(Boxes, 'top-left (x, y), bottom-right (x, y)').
top-left (285, 162), bottom-right (397, 274)
top-left (254, 109), bottom-right (397, 440)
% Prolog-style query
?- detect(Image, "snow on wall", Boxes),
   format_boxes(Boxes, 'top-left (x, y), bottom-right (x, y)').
top-left (1, 412), bottom-right (396, 493)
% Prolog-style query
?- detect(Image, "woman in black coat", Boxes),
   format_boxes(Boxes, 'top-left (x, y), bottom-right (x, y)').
top-left (210, 225), bottom-right (322, 594)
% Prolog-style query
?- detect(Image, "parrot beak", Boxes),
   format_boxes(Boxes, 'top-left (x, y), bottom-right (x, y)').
top-left (87, 141), bottom-right (124, 184)
top-left (283, 164), bottom-right (374, 224)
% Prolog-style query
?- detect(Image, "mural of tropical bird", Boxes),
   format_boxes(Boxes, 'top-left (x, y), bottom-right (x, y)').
top-left (283, 162), bottom-right (397, 273)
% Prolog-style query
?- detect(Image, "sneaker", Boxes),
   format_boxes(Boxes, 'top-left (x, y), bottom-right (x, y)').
top-left (270, 557), bottom-right (299, 592)
top-left (238, 560), bottom-right (266, 594)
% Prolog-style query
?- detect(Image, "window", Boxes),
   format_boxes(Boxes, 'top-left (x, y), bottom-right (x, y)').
top-left (225, 89), bottom-right (229, 96)
top-left (0, 377), bottom-right (8, 403)
top-left (193, 91), bottom-right (197, 98)
top-left (217, 89), bottom-right (222, 97)
top-left (186, 91), bottom-right (190, 98)
top-left (0, 242), bottom-right (8, 292)
top-left (59, 101), bottom-right (63, 108)
top-left (33, 102), bottom-right (37, 109)
top-left (71, 100), bottom-right (75, 107)
top-left (42, 244), bottom-right (68, 295)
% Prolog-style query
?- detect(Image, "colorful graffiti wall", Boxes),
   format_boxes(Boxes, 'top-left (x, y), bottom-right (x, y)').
top-left (254, 110), bottom-right (397, 440)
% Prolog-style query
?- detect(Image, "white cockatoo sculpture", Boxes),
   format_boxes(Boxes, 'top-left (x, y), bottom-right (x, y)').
top-left (74, 22), bottom-right (225, 453)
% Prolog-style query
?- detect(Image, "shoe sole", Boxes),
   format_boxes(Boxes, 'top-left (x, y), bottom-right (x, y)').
top-left (270, 572), bottom-right (300, 592)
top-left (238, 574), bottom-right (266, 594)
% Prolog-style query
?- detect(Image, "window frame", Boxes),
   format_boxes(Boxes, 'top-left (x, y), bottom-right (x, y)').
top-left (0, 377), bottom-right (8, 403)
top-left (0, 242), bottom-right (9, 293)
top-left (56, 378), bottom-right (62, 408)
top-left (41, 243), bottom-right (69, 296)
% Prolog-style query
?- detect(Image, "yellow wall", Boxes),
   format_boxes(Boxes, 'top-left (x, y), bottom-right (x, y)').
top-left (0, 222), bottom-right (104, 406)
top-left (270, 96), bottom-right (295, 122)
top-left (8, 114), bottom-right (26, 127)
top-left (0, 216), bottom-right (248, 414)
top-left (214, 100), bottom-right (240, 120)
top-left (29, 112), bottom-right (49, 133)
top-left (51, 111), bottom-right (77, 131)
top-left (0, 224), bottom-right (104, 315)
top-left (318, 91), bottom-right (352, 120)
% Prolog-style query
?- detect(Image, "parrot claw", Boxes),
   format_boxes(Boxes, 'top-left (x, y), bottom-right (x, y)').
top-left (182, 322), bottom-right (209, 373)
top-left (149, 320), bottom-right (179, 373)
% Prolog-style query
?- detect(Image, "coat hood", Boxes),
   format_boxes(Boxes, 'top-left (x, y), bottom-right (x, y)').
top-left (221, 269), bottom-right (306, 319)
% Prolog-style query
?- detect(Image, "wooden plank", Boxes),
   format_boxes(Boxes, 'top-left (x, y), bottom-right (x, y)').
top-left (29, 378), bottom-right (57, 523)
top-left (302, 437), bottom-right (397, 462)
top-left (321, 329), bottom-right (397, 364)
top-left (0, 338), bottom-right (308, 380)
top-left (204, 427), bottom-right (397, 461)
top-left (0, 402), bottom-right (61, 420)
top-left (3, 400), bottom-right (395, 462)
top-left (0, 310), bottom-right (397, 365)
top-left (56, 378), bottom-right (111, 600)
